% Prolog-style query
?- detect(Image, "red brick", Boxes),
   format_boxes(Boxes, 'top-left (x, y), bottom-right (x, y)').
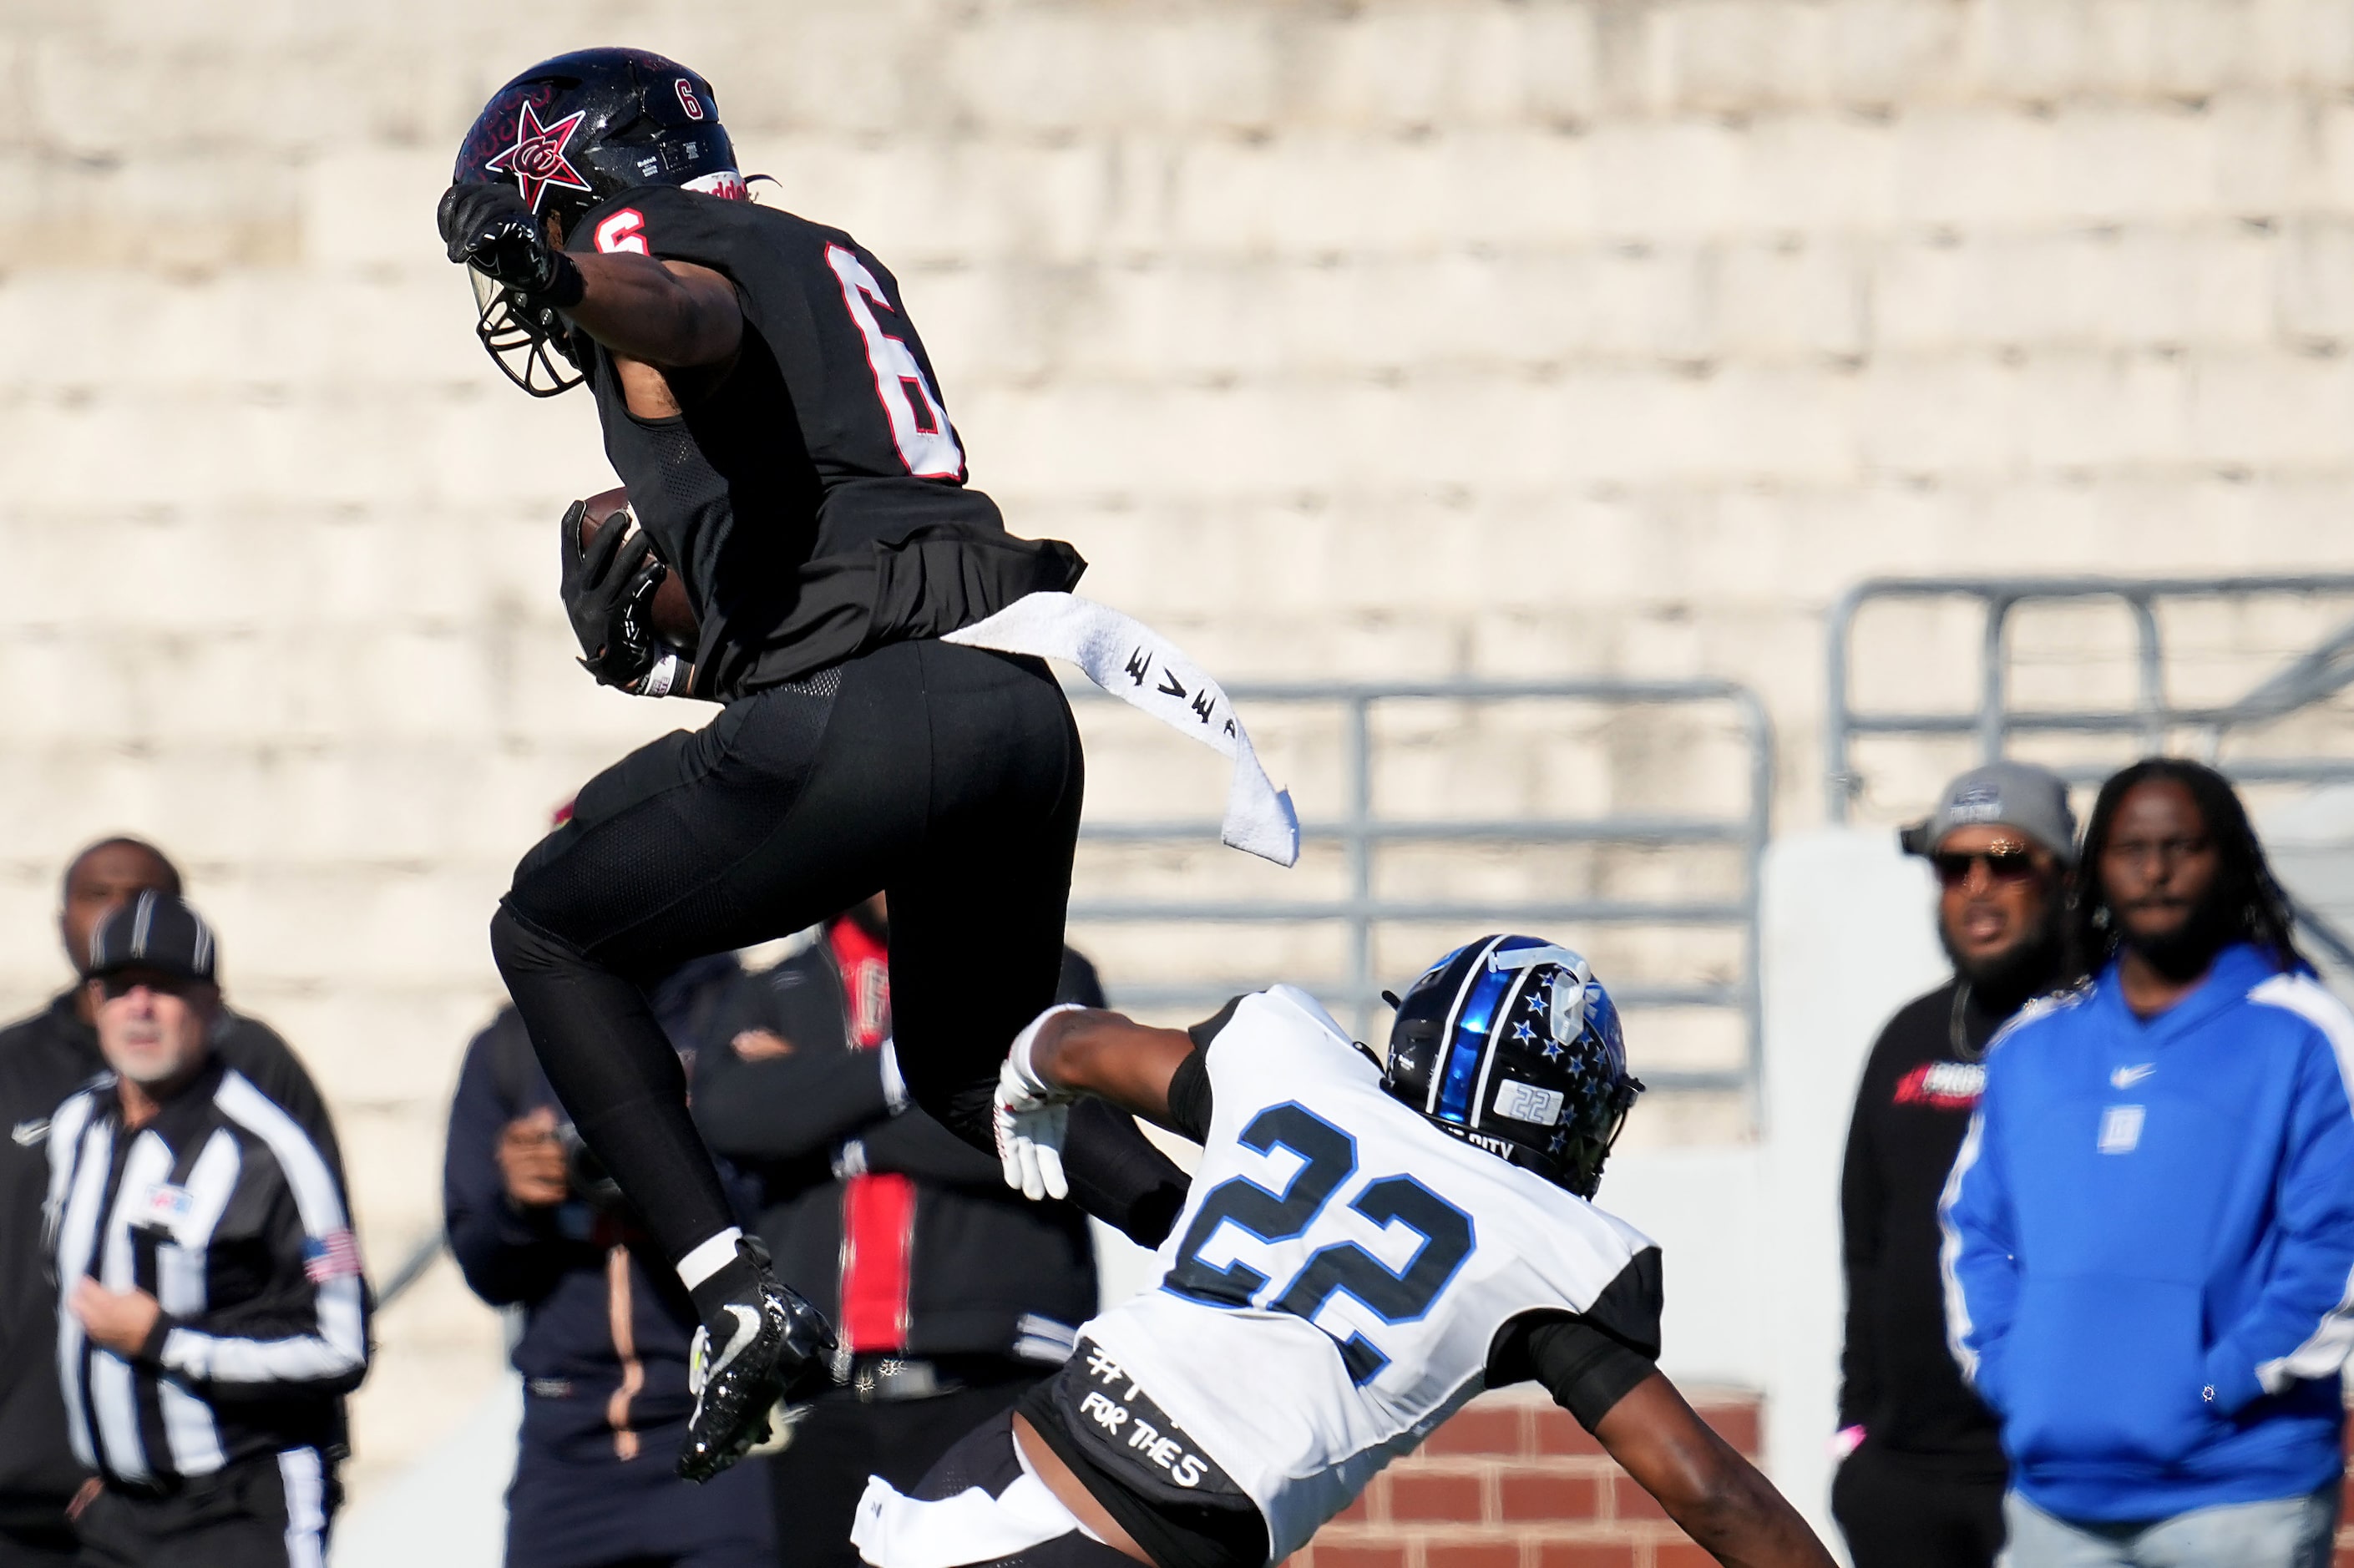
top-left (1424, 1544), bottom-right (1519, 1568)
top-left (1531, 1406), bottom-right (1605, 1456)
top-left (1608, 1475), bottom-right (1671, 1523)
top-left (1390, 1472), bottom-right (1487, 1523)
top-left (1694, 1403), bottom-right (1761, 1458)
top-left (1329, 1490), bottom-right (1374, 1525)
top-left (1425, 1404), bottom-right (1528, 1459)
top-left (1306, 1547), bottom-right (1406, 1568)
top-left (1649, 1544), bottom-right (1717, 1568)
top-left (1536, 1546), bottom-right (1638, 1568)
top-left (1498, 1467), bottom-right (1605, 1523)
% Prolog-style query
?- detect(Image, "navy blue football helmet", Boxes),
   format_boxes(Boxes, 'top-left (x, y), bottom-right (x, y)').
top-left (1380, 934), bottom-right (1643, 1198)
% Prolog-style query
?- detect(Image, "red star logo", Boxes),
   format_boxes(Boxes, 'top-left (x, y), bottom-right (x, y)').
top-left (483, 100), bottom-right (594, 213)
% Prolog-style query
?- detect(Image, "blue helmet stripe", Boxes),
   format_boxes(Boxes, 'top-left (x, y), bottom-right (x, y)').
top-left (1435, 961), bottom-right (1514, 1122)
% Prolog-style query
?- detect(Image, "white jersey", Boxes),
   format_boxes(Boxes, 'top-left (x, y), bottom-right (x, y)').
top-left (1079, 987), bottom-right (1658, 1562)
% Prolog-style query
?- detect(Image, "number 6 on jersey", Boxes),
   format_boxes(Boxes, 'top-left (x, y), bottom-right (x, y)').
top-left (827, 245), bottom-right (964, 481)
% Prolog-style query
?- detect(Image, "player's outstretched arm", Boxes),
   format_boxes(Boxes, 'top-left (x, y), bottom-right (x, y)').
top-left (1593, 1373), bottom-right (1836, 1568)
top-left (1025, 1008), bottom-right (1197, 1132)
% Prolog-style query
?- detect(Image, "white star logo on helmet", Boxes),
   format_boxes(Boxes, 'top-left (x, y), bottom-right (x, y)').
top-left (483, 99), bottom-right (595, 213)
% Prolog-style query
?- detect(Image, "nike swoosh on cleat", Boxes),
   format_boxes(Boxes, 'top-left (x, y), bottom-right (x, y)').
top-left (705, 1304), bottom-right (765, 1376)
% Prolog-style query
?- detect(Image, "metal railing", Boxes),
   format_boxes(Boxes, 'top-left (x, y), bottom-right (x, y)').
top-left (1827, 575), bottom-right (2354, 819)
top-left (1066, 678), bottom-right (1774, 1100)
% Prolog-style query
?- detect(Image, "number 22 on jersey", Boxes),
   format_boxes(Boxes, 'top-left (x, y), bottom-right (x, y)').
top-left (1164, 1104), bottom-right (1476, 1384)
top-left (825, 245), bottom-right (964, 481)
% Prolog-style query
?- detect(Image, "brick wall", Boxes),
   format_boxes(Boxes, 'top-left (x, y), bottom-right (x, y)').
top-left (1298, 1392), bottom-right (2354, 1567)
top-left (1292, 1388), bottom-right (1760, 1568)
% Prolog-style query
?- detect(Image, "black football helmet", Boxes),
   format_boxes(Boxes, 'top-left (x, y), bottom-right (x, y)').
top-left (1380, 934), bottom-right (1643, 1199)
top-left (450, 48), bottom-right (745, 396)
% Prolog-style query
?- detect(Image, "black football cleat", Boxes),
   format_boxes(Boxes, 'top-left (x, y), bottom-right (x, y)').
top-left (678, 1242), bottom-right (834, 1482)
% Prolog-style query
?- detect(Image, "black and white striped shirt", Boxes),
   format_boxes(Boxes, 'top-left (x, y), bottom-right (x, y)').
top-left (43, 1058), bottom-right (369, 1486)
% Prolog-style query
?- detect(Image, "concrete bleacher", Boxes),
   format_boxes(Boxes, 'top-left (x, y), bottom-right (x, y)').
top-left (6, 0), bottom-right (2354, 1535)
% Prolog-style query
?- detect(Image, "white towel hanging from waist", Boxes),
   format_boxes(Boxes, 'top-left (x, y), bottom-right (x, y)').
top-left (942, 592), bottom-right (1300, 867)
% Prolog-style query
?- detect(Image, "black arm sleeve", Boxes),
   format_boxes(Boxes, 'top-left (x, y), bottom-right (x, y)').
top-left (1487, 1247), bottom-right (1664, 1433)
top-left (1149, 993), bottom-right (1238, 1145)
top-left (1491, 1315), bottom-right (1658, 1433)
top-left (1166, 1049), bottom-right (1214, 1144)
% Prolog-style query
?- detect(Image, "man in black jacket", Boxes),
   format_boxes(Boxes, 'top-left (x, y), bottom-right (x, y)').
top-left (444, 952), bottom-right (772, 1568)
top-left (0, 840), bottom-right (335, 1568)
top-left (691, 898), bottom-right (1100, 1568)
top-left (1835, 762), bottom-right (2076, 1568)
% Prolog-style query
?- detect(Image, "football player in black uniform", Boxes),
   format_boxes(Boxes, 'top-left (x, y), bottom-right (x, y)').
top-left (436, 48), bottom-right (1189, 1484)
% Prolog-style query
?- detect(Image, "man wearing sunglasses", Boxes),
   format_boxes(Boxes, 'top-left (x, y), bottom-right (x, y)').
top-left (1832, 761), bottom-right (2076, 1568)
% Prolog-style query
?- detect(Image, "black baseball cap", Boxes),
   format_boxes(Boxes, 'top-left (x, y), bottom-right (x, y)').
top-left (87, 892), bottom-right (218, 984)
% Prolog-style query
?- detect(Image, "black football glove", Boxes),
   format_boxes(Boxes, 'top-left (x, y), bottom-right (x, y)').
top-left (438, 183), bottom-right (584, 306)
top-left (560, 498), bottom-right (668, 690)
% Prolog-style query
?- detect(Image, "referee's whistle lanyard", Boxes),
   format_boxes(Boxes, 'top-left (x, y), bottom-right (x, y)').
top-left (945, 592), bottom-right (1302, 868)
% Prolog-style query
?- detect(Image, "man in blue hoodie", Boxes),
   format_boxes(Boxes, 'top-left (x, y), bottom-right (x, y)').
top-left (1942, 758), bottom-right (2354, 1566)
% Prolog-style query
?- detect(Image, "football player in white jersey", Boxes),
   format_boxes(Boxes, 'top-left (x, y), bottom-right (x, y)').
top-left (850, 935), bottom-right (1834, 1568)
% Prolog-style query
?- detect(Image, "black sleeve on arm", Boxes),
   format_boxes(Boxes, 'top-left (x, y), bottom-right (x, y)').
top-left (1165, 1049), bottom-right (1214, 1144)
top-left (1488, 1247), bottom-right (1664, 1433)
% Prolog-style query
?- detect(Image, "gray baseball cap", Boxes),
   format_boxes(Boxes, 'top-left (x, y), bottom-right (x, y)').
top-left (1901, 761), bottom-right (2078, 864)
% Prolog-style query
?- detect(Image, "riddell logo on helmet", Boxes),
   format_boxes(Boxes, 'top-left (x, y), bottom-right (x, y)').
top-left (484, 100), bottom-right (594, 212)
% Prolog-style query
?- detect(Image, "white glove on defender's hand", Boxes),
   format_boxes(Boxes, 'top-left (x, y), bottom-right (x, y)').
top-left (995, 1004), bottom-right (1086, 1201)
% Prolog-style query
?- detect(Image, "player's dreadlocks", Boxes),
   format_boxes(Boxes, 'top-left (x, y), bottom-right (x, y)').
top-left (2070, 757), bottom-right (2306, 979)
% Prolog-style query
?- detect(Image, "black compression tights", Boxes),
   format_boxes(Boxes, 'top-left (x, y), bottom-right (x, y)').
top-left (489, 639), bottom-right (1188, 1272)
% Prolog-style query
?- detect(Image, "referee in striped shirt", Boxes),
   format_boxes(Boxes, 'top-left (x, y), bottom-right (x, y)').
top-left (42, 893), bottom-right (367, 1568)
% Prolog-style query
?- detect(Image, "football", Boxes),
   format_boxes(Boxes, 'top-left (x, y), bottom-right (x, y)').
top-left (576, 487), bottom-right (699, 654)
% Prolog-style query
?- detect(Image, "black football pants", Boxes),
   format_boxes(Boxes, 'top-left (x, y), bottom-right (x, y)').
top-left (490, 638), bottom-right (1187, 1272)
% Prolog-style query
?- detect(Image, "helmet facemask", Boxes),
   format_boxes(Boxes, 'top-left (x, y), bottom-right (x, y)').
top-left (468, 265), bottom-right (584, 397)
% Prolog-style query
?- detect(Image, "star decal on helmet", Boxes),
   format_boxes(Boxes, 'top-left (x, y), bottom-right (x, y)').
top-left (1512, 1021), bottom-right (1536, 1042)
top-left (484, 100), bottom-right (595, 213)
top-left (1541, 1038), bottom-right (1567, 1061)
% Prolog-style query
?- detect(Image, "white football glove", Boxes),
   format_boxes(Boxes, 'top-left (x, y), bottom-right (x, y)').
top-left (995, 1004), bottom-right (1086, 1201)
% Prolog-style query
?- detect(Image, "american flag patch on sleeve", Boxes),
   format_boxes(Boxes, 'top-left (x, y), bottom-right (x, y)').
top-left (302, 1229), bottom-right (362, 1283)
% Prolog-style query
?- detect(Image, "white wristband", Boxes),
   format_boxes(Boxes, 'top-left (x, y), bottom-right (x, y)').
top-left (1009, 1004), bottom-right (1087, 1097)
top-left (635, 652), bottom-right (682, 699)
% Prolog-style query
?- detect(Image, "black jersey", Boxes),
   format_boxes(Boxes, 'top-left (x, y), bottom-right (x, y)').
top-left (566, 186), bottom-right (1082, 699)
